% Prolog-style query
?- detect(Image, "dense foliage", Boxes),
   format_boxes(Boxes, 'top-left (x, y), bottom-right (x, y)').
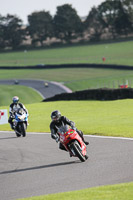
top-left (0, 0), bottom-right (132, 49)
top-left (27, 11), bottom-right (54, 46)
top-left (53, 4), bottom-right (83, 43)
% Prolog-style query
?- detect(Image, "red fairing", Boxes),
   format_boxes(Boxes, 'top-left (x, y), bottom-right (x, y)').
top-left (58, 127), bottom-right (87, 157)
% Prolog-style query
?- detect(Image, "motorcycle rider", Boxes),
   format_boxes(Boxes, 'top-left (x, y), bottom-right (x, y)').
top-left (8, 96), bottom-right (28, 130)
top-left (50, 110), bottom-right (89, 151)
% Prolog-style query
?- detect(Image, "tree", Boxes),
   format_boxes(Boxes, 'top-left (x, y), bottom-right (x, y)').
top-left (2, 14), bottom-right (25, 49)
top-left (98, 0), bottom-right (133, 37)
top-left (53, 4), bottom-right (83, 43)
top-left (121, 0), bottom-right (133, 25)
top-left (0, 15), bottom-right (5, 49)
top-left (114, 1), bottom-right (130, 35)
top-left (27, 11), bottom-right (54, 46)
top-left (84, 7), bottom-right (106, 41)
top-left (98, 0), bottom-right (120, 38)
top-left (117, 0), bottom-right (133, 34)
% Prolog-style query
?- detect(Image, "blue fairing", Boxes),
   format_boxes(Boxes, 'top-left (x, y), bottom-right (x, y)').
top-left (15, 114), bottom-right (28, 122)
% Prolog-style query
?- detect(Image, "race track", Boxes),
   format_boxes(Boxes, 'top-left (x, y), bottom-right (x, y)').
top-left (0, 132), bottom-right (133, 200)
top-left (0, 79), bottom-right (72, 99)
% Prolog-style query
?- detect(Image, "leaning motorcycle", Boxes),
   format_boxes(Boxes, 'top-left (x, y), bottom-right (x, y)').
top-left (13, 108), bottom-right (28, 137)
top-left (57, 124), bottom-right (88, 162)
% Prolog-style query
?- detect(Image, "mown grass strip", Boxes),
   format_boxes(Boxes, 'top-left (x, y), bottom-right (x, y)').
top-left (0, 85), bottom-right (43, 106)
top-left (17, 182), bottom-right (133, 200)
top-left (0, 41), bottom-right (133, 66)
top-left (0, 68), bottom-right (133, 91)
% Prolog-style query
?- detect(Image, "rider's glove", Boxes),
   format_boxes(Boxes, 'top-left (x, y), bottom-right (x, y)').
top-left (71, 126), bottom-right (76, 131)
top-left (11, 114), bottom-right (15, 118)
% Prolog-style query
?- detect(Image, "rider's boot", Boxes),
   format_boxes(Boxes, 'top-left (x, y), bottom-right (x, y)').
top-left (84, 140), bottom-right (89, 145)
top-left (85, 155), bottom-right (89, 160)
top-left (81, 134), bottom-right (89, 145)
top-left (69, 153), bottom-right (72, 157)
top-left (77, 130), bottom-right (89, 145)
top-left (10, 123), bottom-right (15, 130)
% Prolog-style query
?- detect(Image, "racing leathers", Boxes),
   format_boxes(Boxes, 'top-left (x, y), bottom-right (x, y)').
top-left (8, 103), bottom-right (28, 129)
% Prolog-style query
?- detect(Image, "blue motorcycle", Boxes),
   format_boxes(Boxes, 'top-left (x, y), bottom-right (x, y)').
top-left (13, 108), bottom-right (28, 137)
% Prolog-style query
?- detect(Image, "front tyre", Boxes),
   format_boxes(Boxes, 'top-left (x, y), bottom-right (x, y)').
top-left (70, 142), bottom-right (86, 162)
top-left (15, 131), bottom-right (21, 137)
top-left (20, 123), bottom-right (26, 137)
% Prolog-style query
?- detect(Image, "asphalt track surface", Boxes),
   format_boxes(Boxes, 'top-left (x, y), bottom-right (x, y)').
top-left (0, 80), bottom-right (72, 99)
top-left (0, 132), bottom-right (133, 200)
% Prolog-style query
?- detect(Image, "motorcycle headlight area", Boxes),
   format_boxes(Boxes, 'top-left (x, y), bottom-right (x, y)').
top-left (18, 115), bottom-right (25, 120)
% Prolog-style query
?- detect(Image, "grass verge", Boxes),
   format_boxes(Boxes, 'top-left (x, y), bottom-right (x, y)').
top-left (0, 41), bottom-right (133, 66)
top-left (0, 85), bottom-right (43, 106)
top-left (0, 68), bottom-right (133, 91)
top-left (17, 182), bottom-right (133, 200)
top-left (0, 99), bottom-right (133, 138)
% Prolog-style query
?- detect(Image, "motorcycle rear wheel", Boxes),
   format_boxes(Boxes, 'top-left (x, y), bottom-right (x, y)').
top-left (70, 142), bottom-right (86, 162)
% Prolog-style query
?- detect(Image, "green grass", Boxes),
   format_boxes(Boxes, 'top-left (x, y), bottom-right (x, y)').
top-left (1, 100), bottom-right (133, 138)
top-left (0, 68), bottom-right (133, 91)
top-left (1, 41), bottom-right (132, 200)
top-left (0, 85), bottom-right (43, 106)
top-left (0, 41), bottom-right (133, 91)
top-left (17, 182), bottom-right (133, 200)
top-left (0, 41), bottom-right (133, 66)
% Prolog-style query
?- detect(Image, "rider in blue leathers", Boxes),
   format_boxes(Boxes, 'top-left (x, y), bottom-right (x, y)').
top-left (8, 96), bottom-right (28, 129)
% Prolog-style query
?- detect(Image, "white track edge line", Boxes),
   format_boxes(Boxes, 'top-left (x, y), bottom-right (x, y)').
top-left (0, 131), bottom-right (132, 141)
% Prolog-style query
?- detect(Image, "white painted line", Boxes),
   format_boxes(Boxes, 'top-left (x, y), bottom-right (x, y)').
top-left (28, 132), bottom-right (50, 135)
top-left (27, 86), bottom-right (45, 99)
top-left (85, 134), bottom-right (133, 141)
top-left (0, 131), bottom-right (49, 134)
top-left (51, 81), bottom-right (72, 93)
top-left (0, 131), bottom-right (132, 141)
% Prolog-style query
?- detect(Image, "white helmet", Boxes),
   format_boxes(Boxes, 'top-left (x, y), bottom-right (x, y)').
top-left (12, 96), bottom-right (19, 104)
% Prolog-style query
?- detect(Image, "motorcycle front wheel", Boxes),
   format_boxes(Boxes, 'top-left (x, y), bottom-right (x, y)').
top-left (15, 131), bottom-right (21, 137)
top-left (70, 142), bottom-right (86, 162)
top-left (19, 123), bottom-right (26, 137)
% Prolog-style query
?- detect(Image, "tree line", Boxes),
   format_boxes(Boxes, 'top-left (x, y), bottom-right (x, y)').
top-left (0, 0), bottom-right (132, 50)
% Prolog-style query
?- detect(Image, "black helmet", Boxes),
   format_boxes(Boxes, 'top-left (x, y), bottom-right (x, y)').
top-left (51, 110), bottom-right (61, 120)
top-left (12, 96), bottom-right (19, 104)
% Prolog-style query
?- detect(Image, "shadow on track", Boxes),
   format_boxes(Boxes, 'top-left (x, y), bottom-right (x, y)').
top-left (0, 160), bottom-right (81, 175)
top-left (0, 136), bottom-right (17, 140)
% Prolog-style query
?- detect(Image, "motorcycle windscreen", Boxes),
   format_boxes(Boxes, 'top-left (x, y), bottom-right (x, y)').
top-left (58, 125), bottom-right (69, 135)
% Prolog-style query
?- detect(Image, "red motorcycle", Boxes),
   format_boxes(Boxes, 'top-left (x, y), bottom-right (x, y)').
top-left (57, 124), bottom-right (88, 162)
